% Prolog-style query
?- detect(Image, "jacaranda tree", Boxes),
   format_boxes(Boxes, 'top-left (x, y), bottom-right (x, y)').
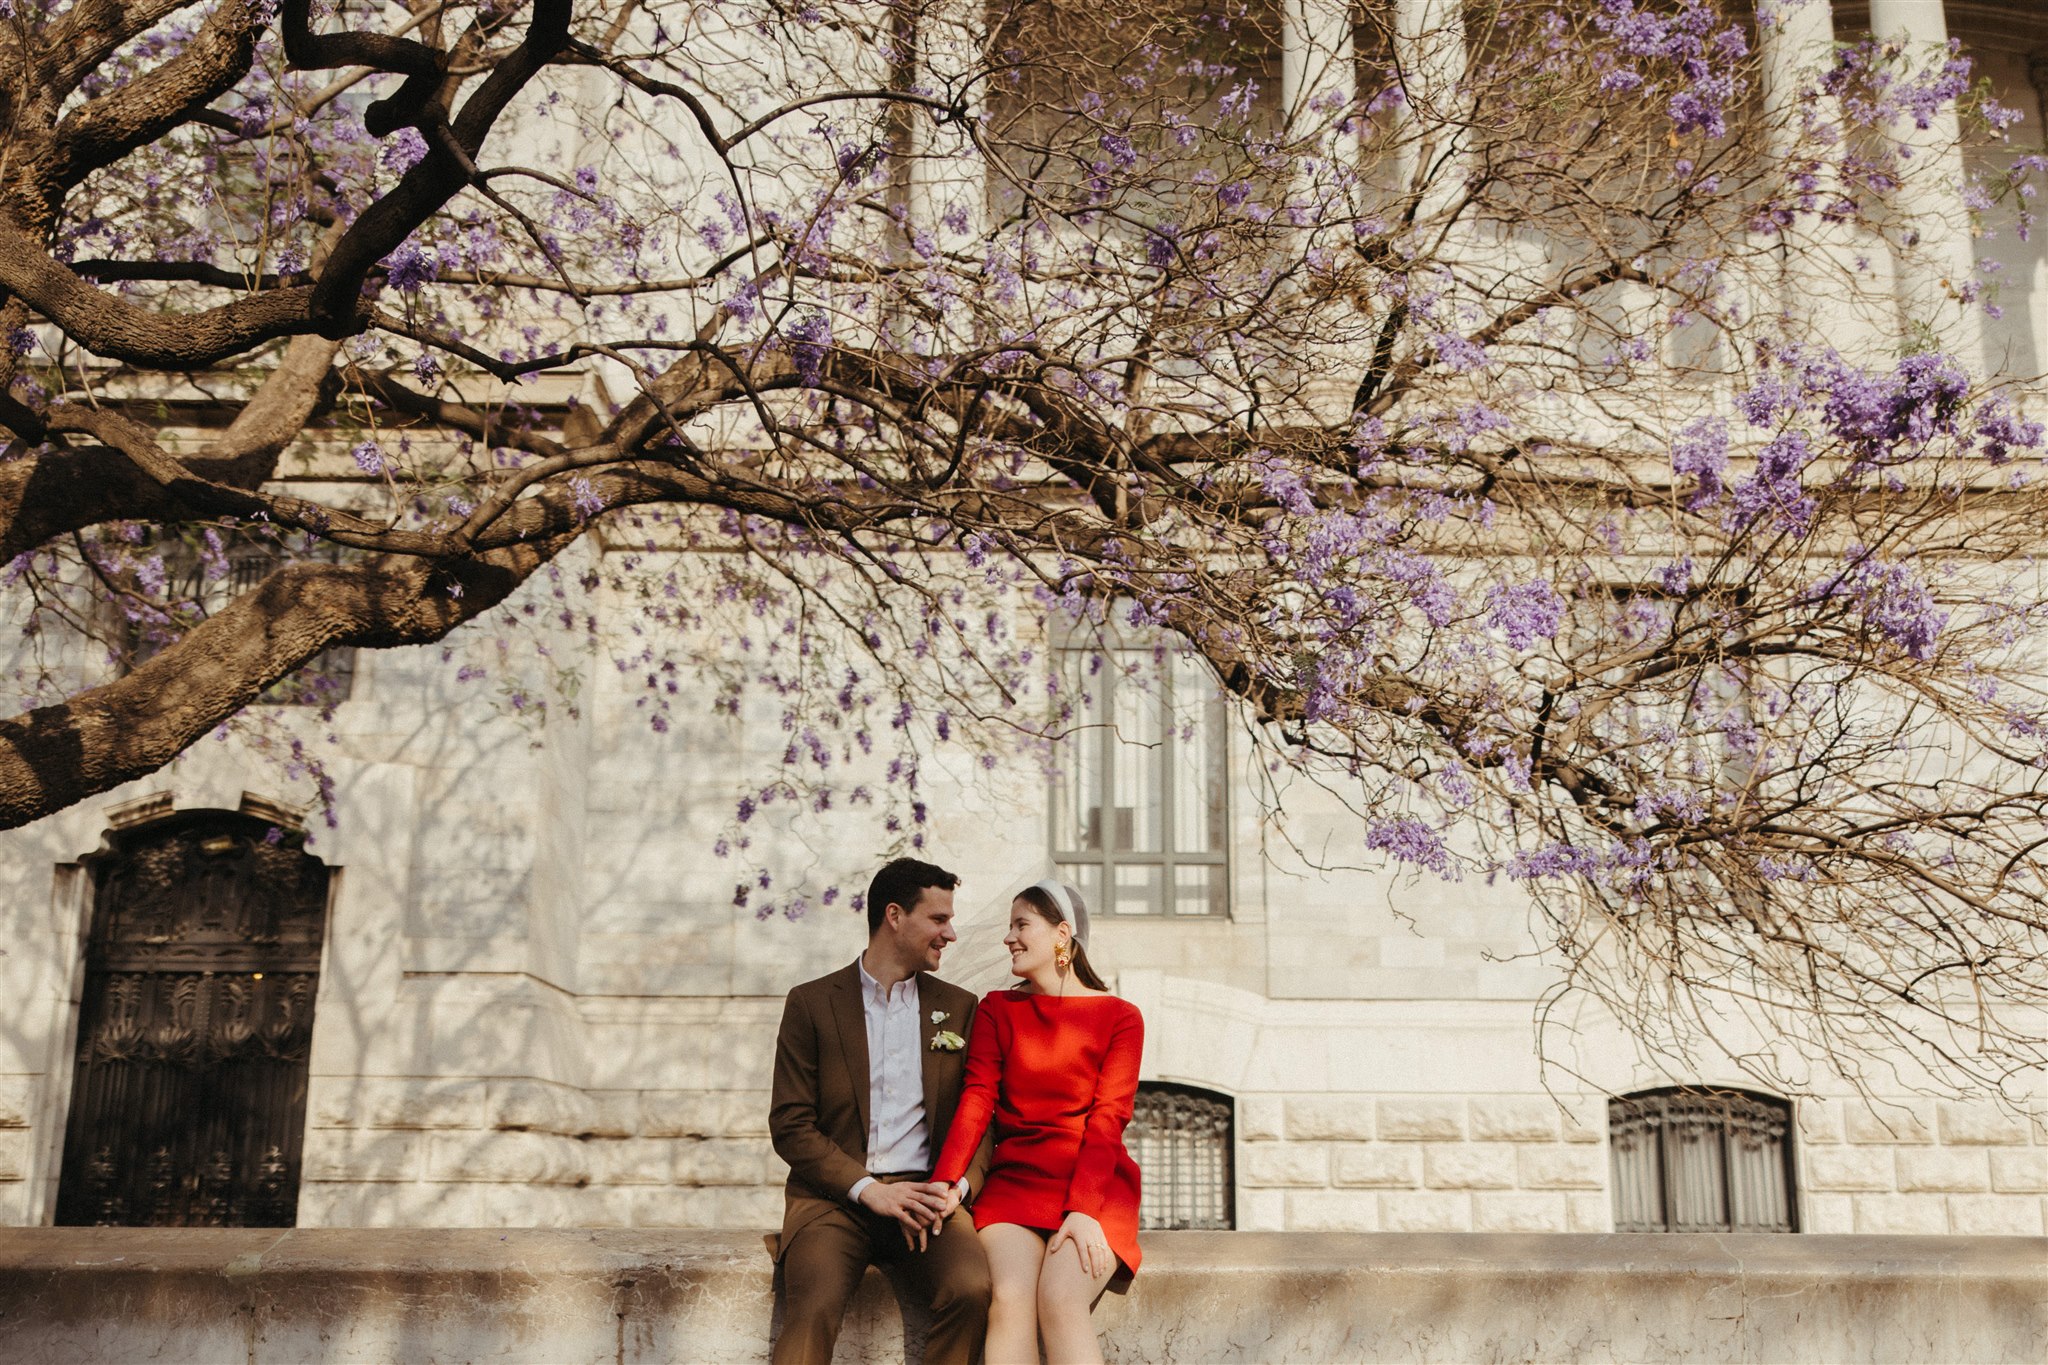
top-left (1, 0), bottom-right (2044, 1095)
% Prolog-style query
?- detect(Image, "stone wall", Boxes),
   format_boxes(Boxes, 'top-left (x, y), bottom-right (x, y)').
top-left (1, 1229), bottom-right (2041, 1364)
top-left (300, 1075), bottom-right (782, 1229)
top-left (1795, 1096), bottom-right (2048, 1235)
top-left (1236, 1092), bottom-right (1613, 1233)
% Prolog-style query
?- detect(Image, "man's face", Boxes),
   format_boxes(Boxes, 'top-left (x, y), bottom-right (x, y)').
top-left (889, 886), bottom-right (957, 973)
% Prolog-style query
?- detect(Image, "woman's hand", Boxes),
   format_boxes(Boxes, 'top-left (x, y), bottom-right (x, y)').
top-left (1046, 1210), bottom-right (1112, 1280)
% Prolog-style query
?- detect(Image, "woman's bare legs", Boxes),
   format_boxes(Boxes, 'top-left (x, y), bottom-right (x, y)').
top-left (1035, 1236), bottom-right (1115, 1365)
top-left (979, 1224), bottom-right (1048, 1365)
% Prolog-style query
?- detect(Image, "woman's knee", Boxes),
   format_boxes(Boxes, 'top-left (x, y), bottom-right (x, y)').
top-left (1035, 1266), bottom-right (1092, 1326)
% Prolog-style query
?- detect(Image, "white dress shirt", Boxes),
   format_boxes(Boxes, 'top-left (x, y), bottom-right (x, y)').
top-left (846, 956), bottom-right (931, 1205)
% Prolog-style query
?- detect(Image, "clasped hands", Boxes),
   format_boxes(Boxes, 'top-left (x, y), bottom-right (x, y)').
top-left (857, 1177), bottom-right (962, 1251)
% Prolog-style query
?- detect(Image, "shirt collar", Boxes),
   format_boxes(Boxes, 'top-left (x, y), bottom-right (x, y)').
top-left (855, 955), bottom-right (917, 1005)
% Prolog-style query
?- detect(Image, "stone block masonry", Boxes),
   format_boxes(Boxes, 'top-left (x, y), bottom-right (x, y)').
top-left (1236, 1092), bottom-right (2048, 1236)
top-left (0, 1229), bottom-right (2040, 1363)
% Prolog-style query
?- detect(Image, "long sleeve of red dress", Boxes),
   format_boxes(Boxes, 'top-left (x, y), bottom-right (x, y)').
top-left (932, 994), bottom-right (1003, 1188)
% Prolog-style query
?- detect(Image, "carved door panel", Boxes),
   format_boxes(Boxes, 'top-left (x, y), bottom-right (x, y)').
top-left (55, 813), bottom-right (329, 1227)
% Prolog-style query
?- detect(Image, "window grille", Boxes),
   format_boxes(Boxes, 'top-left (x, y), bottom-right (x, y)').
top-left (1128, 1083), bottom-right (1234, 1230)
top-left (1609, 1087), bottom-right (1797, 1233)
top-left (1052, 647), bottom-right (1229, 917)
top-left (119, 533), bottom-right (357, 707)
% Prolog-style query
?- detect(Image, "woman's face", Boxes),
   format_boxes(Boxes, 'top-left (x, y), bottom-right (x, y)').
top-left (1004, 898), bottom-right (1068, 977)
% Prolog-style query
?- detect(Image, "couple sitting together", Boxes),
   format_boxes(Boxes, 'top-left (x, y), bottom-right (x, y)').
top-left (768, 857), bottom-right (1143, 1365)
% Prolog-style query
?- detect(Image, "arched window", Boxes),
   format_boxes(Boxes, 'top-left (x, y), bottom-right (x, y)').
top-left (1609, 1087), bottom-right (1797, 1233)
top-left (1129, 1082), bottom-right (1234, 1230)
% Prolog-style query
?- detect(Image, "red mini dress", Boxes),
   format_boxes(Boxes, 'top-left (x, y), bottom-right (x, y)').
top-left (931, 989), bottom-right (1144, 1290)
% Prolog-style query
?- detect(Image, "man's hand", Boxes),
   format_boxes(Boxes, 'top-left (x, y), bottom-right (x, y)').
top-left (857, 1179), bottom-right (951, 1251)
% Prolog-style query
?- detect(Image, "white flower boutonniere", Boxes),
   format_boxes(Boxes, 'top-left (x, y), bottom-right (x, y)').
top-left (929, 1012), bottom-right (965, 1051)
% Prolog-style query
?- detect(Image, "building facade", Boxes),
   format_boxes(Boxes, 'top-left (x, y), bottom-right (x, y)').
top-left (2, 0), bottom-right (2047, 1241)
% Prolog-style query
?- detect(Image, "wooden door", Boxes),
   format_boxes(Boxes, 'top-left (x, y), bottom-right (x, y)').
top-left (55, 812), bottom-right (329, 1227)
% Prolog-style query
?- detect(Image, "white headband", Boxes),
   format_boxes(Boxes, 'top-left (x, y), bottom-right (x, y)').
top-left (1029, 878), bottom-right (1088, 951)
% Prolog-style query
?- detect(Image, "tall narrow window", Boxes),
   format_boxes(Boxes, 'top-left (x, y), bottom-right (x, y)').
top-left (1052, 647), bottom-right (1229, 916)
top-left (1129, 1083), bottom-right (1234, 1230)
top-left (1610, 1087), bottom-right (1797, 1233)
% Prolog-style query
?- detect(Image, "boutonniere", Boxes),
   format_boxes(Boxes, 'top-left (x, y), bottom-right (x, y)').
top-left (928, 1011), bottom-right (965, 1051)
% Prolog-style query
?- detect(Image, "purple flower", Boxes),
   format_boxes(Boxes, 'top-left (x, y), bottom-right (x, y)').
top-left (1974, 396), bottom-right (2045, 464)
top-left (351, 440), bottom-right (388, 475)
top-left (383, 239), bottom-right (435, 292)
top-left (1431, 332), bottom-right (1488, 373)
top-left (1365, 817), bottom-right (1458, 879)
top-left (380, 128), bottom-right (428, 174)
top-left (1670, 416), bottom-right (1727, 510)
top-left (1484, 579), bottom-right (1566, 650)
top-left (1727, 430), bottom-right (1816, 534)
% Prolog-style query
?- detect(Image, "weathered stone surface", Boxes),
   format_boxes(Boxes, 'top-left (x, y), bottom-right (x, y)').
top-left (1805, 1146), bottom-right (1895, 1193)
top-left (1471, 1193), bottom-right (1568, 1233)
top-left (1796, 1100), bottom-right (1841, 1145)
top-left (0, 1077), bottom-right (33, 1129)
top-left (0, 1131), bottom-right (28, 1182)
top-left (0, 1230), bottom-right (2043, 1364)
top-left (487, 1079), bottom-right (597, 1136)
top-left (1241, 1143), bottom-right (1329, 1188)
top-left (1282, 1096), bottom-right (1374, 1141)
top-left (1377, 1098), bottom-right (1464, 1142)
top-left (1557, 1096), bottom-right (1605, 1144)
top-left (638, 1091), bottom-right (723, 1138)
top-left (1281, 1191), bottom-right (1377, 1231)
top-left (1895, 1149), bottom-right (1990, 1194)
top-left (1379, 1191), bottom-right (1471, 1232)
top-left (1989, 1150), bottom-right (2048, 1194)
top-left (1423, 1143), bottom-right (1516, 1190)
top-left (1518, 1145), bottom-right (1606, 1190)
top-left (1236, 1095), bottom-right (1283, 1142)
top-left (630, 1186), bottom-right (782, 1228)
top-left (427, 1131), bottom-right (590, 1185)
top-left (302, 1130), bottom-right (426, 1183)
top-left (1565, 1193), bottom-right (1610, 1233)
top-left (1945, 1196), bottom-right (2044, 1236)
top-left (321, 1078), bottom-right (488, 1131)
top-left (673, 1138), bottom-right (777, 1187)
top-left (584, 1092), bottom-right (641, 1139)
top-left (1468, 1097), bottom-right (1559, 1143)
top-left (587, 1139), bottom-right (674, 1186)
top-left (639, 1090), bottom-right (771, 1139)
top-left (1803, 1194), bottom-right (1854, 1234)
top-left (1937, 1102), bottom-right (2031, 1146)
top-left (1330, 1144), bottom-right (1420, 1188)
top-left (1853, 1194), bottom-right (1950, 1235)
top-left (1845, 1102), bottom-right (1936, 1146)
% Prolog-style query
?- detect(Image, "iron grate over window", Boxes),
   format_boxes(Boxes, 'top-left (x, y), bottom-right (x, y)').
top-left (1610, 1087), bottom-right (1797, 1233)
top-left (1128, 1083), bottom-right (1234, 1230)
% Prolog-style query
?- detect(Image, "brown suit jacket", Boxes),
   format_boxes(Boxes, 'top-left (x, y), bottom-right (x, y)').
top-left (768, 961), bottom-right (991, 1259)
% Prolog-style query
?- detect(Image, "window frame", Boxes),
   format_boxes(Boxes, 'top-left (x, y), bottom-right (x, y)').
top-left (1608, 1085), bottom-right (1800, 1234)
top-left (1129, 1080), bottom-right (1236, 1231)
top-left (1050, 639), bottom-right (1231, 918)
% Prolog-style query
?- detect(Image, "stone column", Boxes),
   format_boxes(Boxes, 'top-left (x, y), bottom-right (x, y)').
top-left (1753, 0), bottom-right (1878, 353)
top-left (1385, 0), bottom-right (1467, 216)
top-left (1867, 0), bottom-right (1983, 367)
top-left (904, 0), bottom-right (984, 254)
top-left (1282, 0), bottom-right (1357, 163)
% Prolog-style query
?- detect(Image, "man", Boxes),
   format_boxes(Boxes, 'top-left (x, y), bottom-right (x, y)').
top-left (768, 857), bottom-right (994, 1365)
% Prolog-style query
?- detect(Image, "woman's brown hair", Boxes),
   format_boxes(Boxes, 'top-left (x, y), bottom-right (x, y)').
top-left (1014, 882), bottom-right (1110, 992)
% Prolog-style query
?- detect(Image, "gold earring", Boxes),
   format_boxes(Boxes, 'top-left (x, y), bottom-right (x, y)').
top-left (1055, 944), bottom-right (1071, 970)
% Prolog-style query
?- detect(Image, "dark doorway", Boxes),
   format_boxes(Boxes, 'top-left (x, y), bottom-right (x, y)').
top-left (55, 810), bottom-right (330, 1226)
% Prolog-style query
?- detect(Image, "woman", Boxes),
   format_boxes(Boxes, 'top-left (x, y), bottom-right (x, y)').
top-left (929, 879), bottom-right (1142, 1365)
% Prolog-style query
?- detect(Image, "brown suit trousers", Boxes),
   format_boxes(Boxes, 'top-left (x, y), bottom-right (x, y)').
top-left (768, 963), bottom-right (992, 1365)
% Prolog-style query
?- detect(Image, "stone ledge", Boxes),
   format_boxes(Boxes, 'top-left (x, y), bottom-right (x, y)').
top-left (0, 1229), bottom-right (2042, 1364)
